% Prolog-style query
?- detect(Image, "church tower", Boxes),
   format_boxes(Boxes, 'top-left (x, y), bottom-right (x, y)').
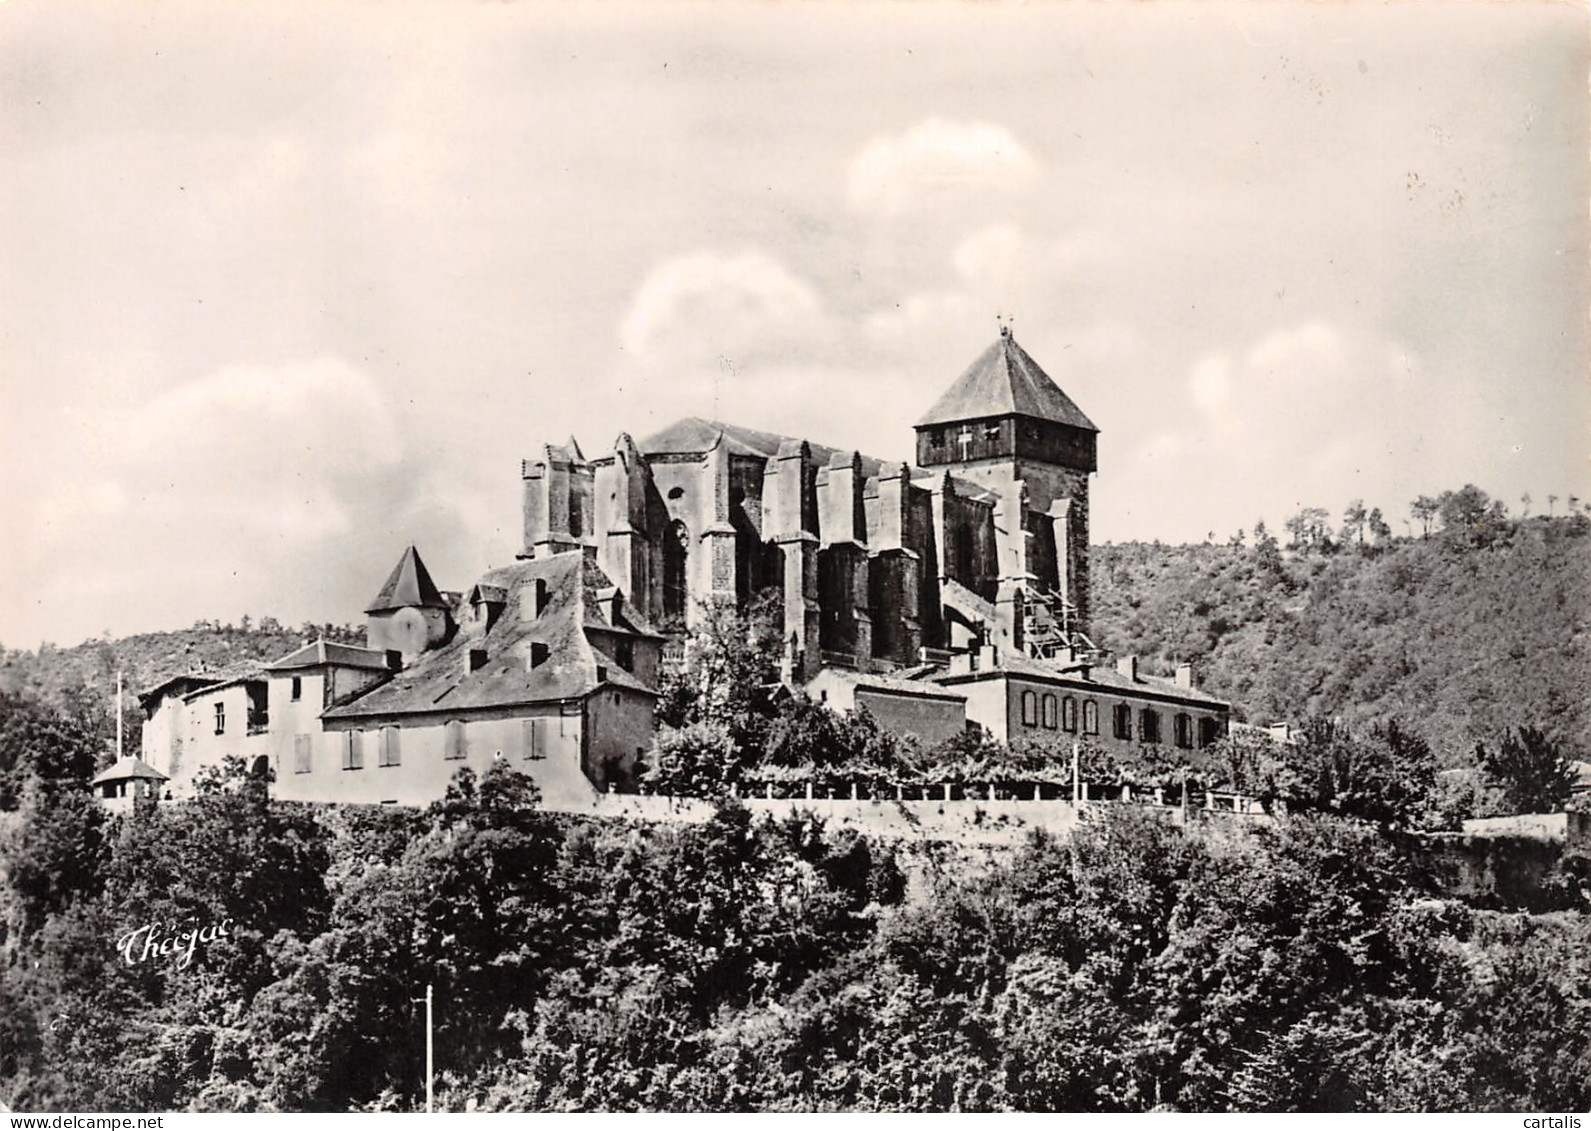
top-left (914, 327), bottom-right (1098, 639)
top-left (365, 545), bottom-right (454, 666)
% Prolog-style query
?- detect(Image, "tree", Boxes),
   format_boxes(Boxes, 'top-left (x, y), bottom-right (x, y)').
top-left (1284, 507), bottom-right (1333, 553)
top-left (1435, 484), bottom-right (1509, 549)
top-left (1252, 520), bottom-right (1282, 572)
top-left (1366, 507), bottom-right (1392, 545)
top-left (655, 592), bottom-right (783, 757)
top-left (1475, 726), bottom-right (1576, 816)
top-left (1340, 500), bottom-right (1368, 548)
top-left (1275, 719), bottom-right (1435, 827)
top-left (1410, 496), bottom-right (1438, 538)
top-left (642, 722), bottom-right (740, 797)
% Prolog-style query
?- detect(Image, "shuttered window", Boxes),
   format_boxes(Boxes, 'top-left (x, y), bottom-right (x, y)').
top-left (1112, 704), bottom-right (1132, 740)
top-left (444, 720), bottom-right (467, 760)
top-left (379, 726), bottom-right (401, 767)
top-left (523, 717), bottom-right (548, 760)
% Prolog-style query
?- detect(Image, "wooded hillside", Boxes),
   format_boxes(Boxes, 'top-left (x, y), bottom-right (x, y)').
top-left (1093, 504), bottom-right (1590, 764)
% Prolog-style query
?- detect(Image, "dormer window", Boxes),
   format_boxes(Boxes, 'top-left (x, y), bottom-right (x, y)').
top-left (534, 579), bottom-right (549, 616)
top-left (530, 642), bottom-right (549, 669)
top-left (469, 649), bottom-right (488, 672)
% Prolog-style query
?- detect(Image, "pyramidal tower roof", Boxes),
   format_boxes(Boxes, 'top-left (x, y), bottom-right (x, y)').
top-left (917, 328), bottom-right (1098, 431)
top-left (365, 545), bottom-right (450, 613)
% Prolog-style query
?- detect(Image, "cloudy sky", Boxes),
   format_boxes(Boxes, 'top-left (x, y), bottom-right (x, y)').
top-left (2, 0), bottom-right (1586, 648)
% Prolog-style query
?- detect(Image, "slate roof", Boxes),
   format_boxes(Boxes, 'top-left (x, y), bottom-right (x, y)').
top-left (365, 545), bottom-right (451, 613)
top-left (90, 757), bottom-right (169, 786)
top-left (639, 417), bottom-right (894, 478)
top-left (325, 554), bottom-right (658, 722)
top-left (268, 640), bottom-right (392, 673)
top-left (178, 663), bottom-right (271, 701)
top-left (812, 667), bottom-right (968, 702)
top-left (137, 673), bottom-right (224, 710)
top-left (917, 330), bottom-right (1098, 431)
top-left (934, 651), bottom-right (1230, 709)
top-left (637, 418), bottom-right (999, 505)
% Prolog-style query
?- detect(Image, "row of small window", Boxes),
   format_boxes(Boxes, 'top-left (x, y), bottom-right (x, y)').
top-left (1018, 691), bottom-right (1220, 749)
top-left (290, 719), bottom-right (558, 773)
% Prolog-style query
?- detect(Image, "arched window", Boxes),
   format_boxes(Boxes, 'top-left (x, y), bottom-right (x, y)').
top-left (663, 519), bottom-right (690, 619)
top-left (1041, 694), bottom-right (1057, 729)
top-left (1082, 700), bottom-right (1099, 735)
top-left (1139, 709), bottom-right (1161, 744)
top-left (1020, 689), bottom-right (1038, 727)
top-left (1174, 713), bottom-right (1193, 749)
top-left (1062, 696), bottom-right (1078, 733)
top-left (952, 524), bottom-right (975, 584)
top-left (1112, 703), bottom-right (1132, 740)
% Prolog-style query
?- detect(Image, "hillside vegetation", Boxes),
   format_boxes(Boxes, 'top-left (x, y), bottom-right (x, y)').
top-left (1093, 502), bottom-right (1591, 764)
top-left (0, 618), bottom-right (364, 710)
top-left (1, 760), bottom-right (1587, 1112)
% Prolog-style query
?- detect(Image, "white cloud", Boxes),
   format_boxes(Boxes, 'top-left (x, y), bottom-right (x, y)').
top-left (1244, 320), bottom-right (1344, 376)
top-left (6, 358), bottom-right (459, 645)
top-left (953, 223), bottom-right (1028, 289)
top-left (620, 250), bottom-right (826, 370)
top-left (847, 119), bottom-right (1039, 218)
top-left (1188, 354), bottom-right (1233, 414)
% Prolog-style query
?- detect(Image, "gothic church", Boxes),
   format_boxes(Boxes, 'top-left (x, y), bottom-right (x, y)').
top-left (521, 327), bottom-right (1098, 677)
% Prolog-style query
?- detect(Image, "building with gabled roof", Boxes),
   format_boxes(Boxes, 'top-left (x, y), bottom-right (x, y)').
top-left (522, 329), bottom-right (1099, 680)
top-left (91, 756), bottom-right (169, 812)
top-left (137, 329), bottom-right (1229, 797)
top-left (519, 327), bottom-right (1230, 753)
top-left (137, 546), bottom-right (663, 806)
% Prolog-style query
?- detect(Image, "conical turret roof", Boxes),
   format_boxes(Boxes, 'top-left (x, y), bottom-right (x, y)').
top-left (365, 545), bottom-right (450, 613)
top-left (917, 329), bottom-right (1097, 431)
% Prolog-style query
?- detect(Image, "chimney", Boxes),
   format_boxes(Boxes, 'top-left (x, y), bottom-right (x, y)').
top-left (1116, 655), bottom-right (1138, 681)
top-left (949, 652), bottom-right (974, 676)
top-left (1176, 663), bottom-right (1194, 689)
top-left (979, 643), bottom-right (1000, 671)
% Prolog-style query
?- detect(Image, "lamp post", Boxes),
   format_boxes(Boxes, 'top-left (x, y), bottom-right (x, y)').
top-left (413, 981), bottom-right (434, 1112)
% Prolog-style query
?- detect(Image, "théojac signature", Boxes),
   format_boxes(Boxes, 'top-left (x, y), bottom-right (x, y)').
top-left (116, 917), bottom-right (234, 970)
